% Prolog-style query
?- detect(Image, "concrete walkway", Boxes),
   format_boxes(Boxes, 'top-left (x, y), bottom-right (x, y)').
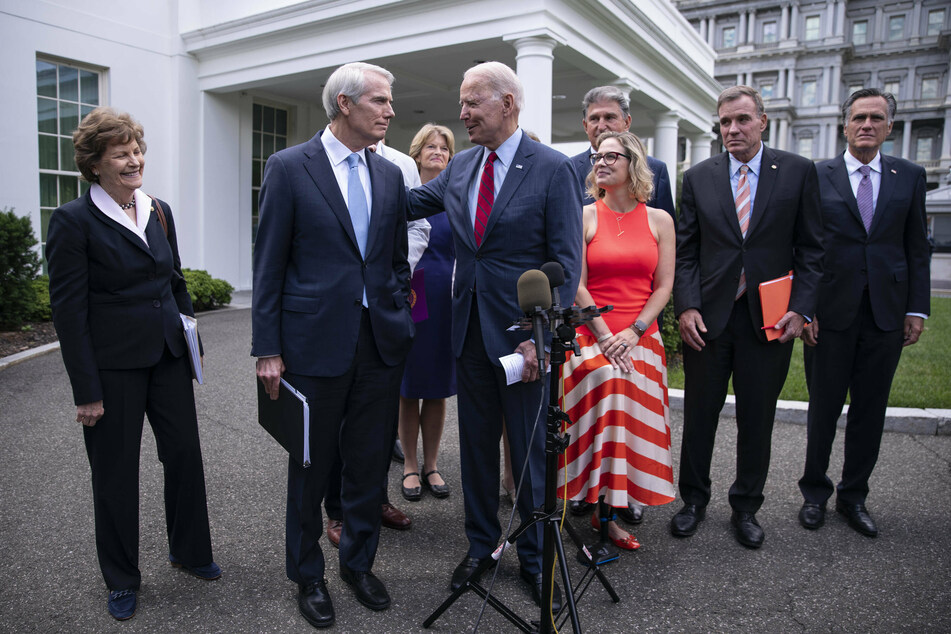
top-left (1, 305), bottom-right (949, 632)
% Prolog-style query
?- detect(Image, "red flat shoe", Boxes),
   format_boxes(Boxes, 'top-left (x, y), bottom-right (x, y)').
top-left (590, 512), bottom-right (641, 550)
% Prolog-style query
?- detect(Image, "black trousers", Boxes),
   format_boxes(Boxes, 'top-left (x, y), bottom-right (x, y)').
top-left (84, 346), bottom-right (213, 591)
top-left (284, 310), bottom-right (404, 584)
top-left (678, 296), bottom-right (793, 513)
top-left (799, 290), bottom-right (904, 506)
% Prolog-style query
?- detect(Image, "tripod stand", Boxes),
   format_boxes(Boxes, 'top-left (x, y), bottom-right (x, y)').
top-left (423, 312), bottom-right (619, 633)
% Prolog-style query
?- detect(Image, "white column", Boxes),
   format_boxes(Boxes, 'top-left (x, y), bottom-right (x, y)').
top-left (901, 120), bottom-right (913, 159)
top-left (940, 111), bottom-right (951, 160)
top-left (826, 122), bottom-right (837, 158)
top-left (769, 119), bottom-right (778, 146)
top-left (746, 72), bottom-right (754, 87)
top-left (778, 68), bottom-right (787, 98)
top-left (820, 69), bottom-right (830, 106)
top-left (824, 1), bottom-right (834, 38)
top-left (739, 12), bottom-right (748, 45)
top-left (505, 34), bottom-right (558, 144)
top-left (830, 64), bottom-right (842, 105)
top-left (691, 132), bottom-right (715, 165)
top-left (654, 113), bottom-right (680, 203)
top-left (707, 16), bottom-right (716, 45)
top-left (907, 67), bottom-right (917, 98)
top-left (700, 18), bottom-right (708, 41)
top-left (748, 10), bottom-right (756, 43)
top-left (778, 118), bottom-right (789, 151)
top-left (818, 125), bottom-right (827, 158)
top-left (835, 0), bottom-right (846, 36)
top-left (910, 0), bottom-right (922, 38)
top-left (780, 5), bottom-right (790, 39)
top-left (876, 5), bottom-right (886, 41)
top-left (737, 73), bottom-right (744, 86)
top-left (787, 69), bottom-right (796, 97)
top-left (790, 5), bottom-right (799, 40)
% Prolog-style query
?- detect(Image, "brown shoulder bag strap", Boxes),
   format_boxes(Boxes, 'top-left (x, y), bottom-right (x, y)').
top-left (149, 195), bottom-right (168, 237)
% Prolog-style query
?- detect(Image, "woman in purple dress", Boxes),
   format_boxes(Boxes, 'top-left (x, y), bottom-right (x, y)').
top-left (399, 124), bottom-right (456, 501)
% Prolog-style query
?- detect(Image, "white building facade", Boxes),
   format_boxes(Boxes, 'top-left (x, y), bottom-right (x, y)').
top-left (2, 0), bottom-right (720, 290)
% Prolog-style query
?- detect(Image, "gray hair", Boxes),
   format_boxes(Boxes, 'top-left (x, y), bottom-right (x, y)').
top-left (322, 62), bottom-right (395, 121)
top-left (463, 62), bottom-right (524, 111)
top-left (717, 85), bottom-right (765, 117)
top-left (581, 86), bottom-right (630, 119)
top-left (842, 87), bottom-right (898, 126)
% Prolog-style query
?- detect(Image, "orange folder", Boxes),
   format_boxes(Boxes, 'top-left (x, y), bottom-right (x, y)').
top-left (758, 270), bottom-right (793, 341)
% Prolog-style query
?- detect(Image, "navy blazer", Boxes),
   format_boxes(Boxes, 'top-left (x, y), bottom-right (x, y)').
top-left (674, 147), bottom-right (825, 341)
top-left (570, 150), bottom-right (676, 218)
top-left (815, 153), bottom-right (930, 331)
top-left (251, 131), bottom-right (414, 376)
top-left (409, 133), bottom-right (583, 364)
top-left (46, 192), bottom-right (195, 405)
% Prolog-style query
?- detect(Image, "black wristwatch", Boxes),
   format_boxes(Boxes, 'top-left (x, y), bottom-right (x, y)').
top-left (630, 319), bottom-right (648, 337)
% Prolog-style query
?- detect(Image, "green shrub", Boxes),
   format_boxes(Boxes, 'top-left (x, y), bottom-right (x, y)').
top-left (31, 275), bottom-right (51, 321)
top-left (183, 268), bottom-right (234, 311)
top-left (659, 295), bottom-right (682, 365)
top-left (0, 208), bottom-right (41, 329)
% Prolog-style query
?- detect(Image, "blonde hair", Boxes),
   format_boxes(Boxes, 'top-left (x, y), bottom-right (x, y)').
top-left (408, 124), bottom-right (456, 172)
top-left (586, 131), bottom-right (654, 203)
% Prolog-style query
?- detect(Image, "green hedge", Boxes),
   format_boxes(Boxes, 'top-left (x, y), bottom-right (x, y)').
top-left (0, 208), bottom-right (41, 329)
top-left (183, 268), bottom-right (234, 311)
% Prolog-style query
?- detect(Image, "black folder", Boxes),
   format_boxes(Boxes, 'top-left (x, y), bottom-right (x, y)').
top-left (257, 378), bottom-right (311, 468)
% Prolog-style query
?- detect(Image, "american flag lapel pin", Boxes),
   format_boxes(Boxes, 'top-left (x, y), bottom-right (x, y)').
top-left (890, 169), bottom-right (897, 174)
top-left (515, 164), bottom-right (523, 169)
top-left (771, 164), bottom-right (777, 169)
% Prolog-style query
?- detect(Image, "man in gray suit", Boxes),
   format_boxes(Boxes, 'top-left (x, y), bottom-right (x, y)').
top-left (409, 61), bottom-right (582, 611)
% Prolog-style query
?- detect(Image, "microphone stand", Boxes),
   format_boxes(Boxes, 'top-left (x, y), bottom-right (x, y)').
top-left (423, 304), bottom-right (619, 633)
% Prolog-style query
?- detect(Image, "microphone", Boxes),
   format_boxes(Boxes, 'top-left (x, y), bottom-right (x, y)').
top-left (517, 269), bottom-right (552, 375)
top-left (540, 261), bottom-right (565, 309)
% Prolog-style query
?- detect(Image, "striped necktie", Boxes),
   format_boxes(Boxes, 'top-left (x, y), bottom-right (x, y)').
top-left (857, 165), bottom-right (874, 233)
top-left (735, 164), bottom-right (751, 299)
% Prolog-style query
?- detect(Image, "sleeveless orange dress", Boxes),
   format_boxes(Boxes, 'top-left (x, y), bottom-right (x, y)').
top-left (558, 200), bottom-right (675, 507)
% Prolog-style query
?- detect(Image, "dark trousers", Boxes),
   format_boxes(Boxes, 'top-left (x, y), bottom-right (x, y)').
top-left (678, 296), bottom-right (793, 513)
top-left (456, 300), bottom-right (547, 574)
top-left (84, 346), bottom-right (212, 591)
top-left (799, 291), bottom-right (904, 506)
top-left (285, 311), bottom-right (403, 584)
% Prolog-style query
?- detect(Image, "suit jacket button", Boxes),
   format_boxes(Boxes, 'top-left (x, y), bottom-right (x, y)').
top-left (152, 300), bottom-right (161, 308)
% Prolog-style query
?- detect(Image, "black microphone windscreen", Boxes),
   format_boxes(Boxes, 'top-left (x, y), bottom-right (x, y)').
top-left (517, 270), bottom-right (552, 313)
top-left (540, 261), bottom-right (565, 288)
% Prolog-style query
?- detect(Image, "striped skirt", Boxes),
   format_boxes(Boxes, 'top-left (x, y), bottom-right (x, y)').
top-left (558, 330), bottom-right (675, 508)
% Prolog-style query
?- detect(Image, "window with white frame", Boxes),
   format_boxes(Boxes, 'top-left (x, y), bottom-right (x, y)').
top-left (852, 20), bottom-right (868, 44)
top-left (37, 58), bottom-right (101, 265)
top-left (920, 77), bottom-right (939, 100)
top-left (848, 83), bottom-right (865, 95)
top-left (915, 137), bottom-right (933, 162)
top-left (804, 15), bottom-right (821, 40)
top-left (251, 103), bottom-right (288, 246)
top-left (927, 9), bottom-right (945, 36)
top-left (797, 135), bottom-right (814, 159)
top-left (762, 21), bottom-right (778, 43)
top-left (883, 80), bottom-right (901, 97)
top-left (801, 80), bottom-right (817, 106)
top-left (760, 83), bottom-right (775, 99)
top-left (722, 26), bottom-right (736, 48)
top-left (888, 15), bottom-right (905, 41)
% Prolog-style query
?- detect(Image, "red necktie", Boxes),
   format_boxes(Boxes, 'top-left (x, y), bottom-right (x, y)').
top-left (474, 151), bottom-right (497, 246)
top-left (735, 165), bottom-right (750, 299)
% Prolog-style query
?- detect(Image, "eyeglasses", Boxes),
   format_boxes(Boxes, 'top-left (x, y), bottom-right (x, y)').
top-left (589, 152), bottom-right (631, 166)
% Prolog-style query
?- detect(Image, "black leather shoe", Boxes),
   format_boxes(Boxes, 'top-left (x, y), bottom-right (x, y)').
top-left (616, 503), bottom-right (644, 525)
top-left (836, 500), bottom-right (878, 537)
top-left (569, 500), bottom-right (594, 516)
top-left (450, 555), bottom-right (486, 592)
top-left (298, 581), bottom-right (335, 628)
top-left (401, 472), bottom-right (421, 501)
top-left (392, 438), bottom-right (404, 463)
top-left (519, 569), bottom-right (562, 613)
top-left (731, 511), bottom-right (765, 548)
top-left (340, 566), bottom-right (390, 611)
top-left (670, 504), bottom-right (705, 537)
top-left (798, 502), bottom-right (826, 530)
top-left (423, 470), bottom-right (451, 498)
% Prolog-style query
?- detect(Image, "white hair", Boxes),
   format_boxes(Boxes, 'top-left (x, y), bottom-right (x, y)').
top-left (322, 62), bottom-right (394, 121)
top-left (463, 62), bottom-right (523, 111)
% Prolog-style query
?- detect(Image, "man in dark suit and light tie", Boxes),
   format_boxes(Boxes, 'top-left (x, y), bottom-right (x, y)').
top-left (567, 85), bottom-right (677, 523)
top-left (569, 85), bottom-right (675, 217)
top-left (797, 88), bottom-right (930, 537)
top-left (408, 61), bottom-right (582, 609)
top-left (252, 62), bottom-right (414, 628)
top-left (671, 85), bottom-right (824, 548)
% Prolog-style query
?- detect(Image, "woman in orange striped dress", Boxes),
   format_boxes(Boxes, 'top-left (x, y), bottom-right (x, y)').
top-left (559, 131), bottom-right (676, 553)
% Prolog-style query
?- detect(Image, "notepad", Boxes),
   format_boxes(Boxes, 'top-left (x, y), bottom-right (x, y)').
top-left (180, 314), bottom-right (203, 384)
top-left (759, 271), bottom-right (793, 342)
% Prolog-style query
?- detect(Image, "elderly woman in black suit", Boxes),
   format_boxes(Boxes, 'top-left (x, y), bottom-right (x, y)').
top-left (46, 107), bottom-right (220, 621)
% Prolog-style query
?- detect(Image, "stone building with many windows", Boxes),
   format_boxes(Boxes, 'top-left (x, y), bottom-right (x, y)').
top-left (675, 0), bottom-right (951, 253)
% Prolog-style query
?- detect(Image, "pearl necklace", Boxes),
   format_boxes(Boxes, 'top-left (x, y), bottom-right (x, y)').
top-left (119, 198), bottom-right (135, 210)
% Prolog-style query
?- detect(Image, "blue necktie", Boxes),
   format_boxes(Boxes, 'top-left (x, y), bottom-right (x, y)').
top-left (346, 153), bottom-right (369, 306)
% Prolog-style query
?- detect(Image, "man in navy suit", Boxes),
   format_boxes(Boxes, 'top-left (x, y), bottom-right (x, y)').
top-left (671, 86), bottom-right (824, 549)
top-left (252, 62), bottom-right (414, 628)
top-left (409, 62), bottom-right (582, 610)
top-left (797, 88), bottom-right (930, 537)
top-left (567, 85), bottom-right (677, 522)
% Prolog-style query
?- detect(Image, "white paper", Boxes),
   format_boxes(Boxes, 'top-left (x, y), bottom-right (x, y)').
top-left (179, 314), bottom-right (203, 385)
top-left (279, 378), bottom-right (311, 467)
top-left (499, 352), bottom-right (550, 385)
